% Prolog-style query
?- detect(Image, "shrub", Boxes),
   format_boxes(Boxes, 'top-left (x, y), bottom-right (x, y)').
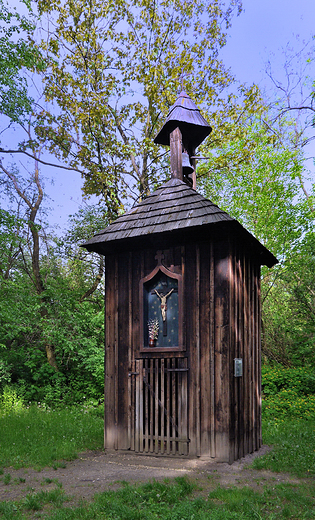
top-left (262, 365), bottom-right (315, 397)
top-left (262, 366), bottom-right (315, 421)
top-left (0, 386), bottom-right (24, 417)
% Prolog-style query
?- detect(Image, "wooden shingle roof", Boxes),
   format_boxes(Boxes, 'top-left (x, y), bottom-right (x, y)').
top-left (82, 178), bottom-right (277, 267)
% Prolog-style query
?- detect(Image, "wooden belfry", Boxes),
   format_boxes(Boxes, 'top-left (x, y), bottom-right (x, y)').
top-left (83, 91), bottom-right (277, 463)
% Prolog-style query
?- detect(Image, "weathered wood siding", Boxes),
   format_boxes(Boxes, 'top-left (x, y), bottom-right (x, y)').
top-left (104, 238), bottom-right (261, 462)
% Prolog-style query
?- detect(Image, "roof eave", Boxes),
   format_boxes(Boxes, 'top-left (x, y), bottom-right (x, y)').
top-left (81, 220), bottom-right (278, 268)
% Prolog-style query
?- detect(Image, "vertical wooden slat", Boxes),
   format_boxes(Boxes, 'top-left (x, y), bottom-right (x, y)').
top-left (139, 360), bottom-right (146, 453)
top-left (199, 242), bottom-right (211, 458)
top-left (144, 359), bottom-right (149, 453)
top-left (195, 245), bottom-right (201, 457)
top-left (248, 258), bottom-right (255, 453)
top-left (181, 358), bottom-right (188, 455)
top-left (160, 359), bottom-right (165, 454)
top-left (114, 257), bottom-right (119, 450)
top-left (135, 359), bottom-right (140, 452)
top-left (243, 253), bottom-right (248, 460)
top-left (166, 358), bottom-right (171, 455)
top-left (117, 254), bottom-right (130, 450)
top-left (238, 252), bottom-right (245, 459)
top-left (257, 268), bottom-right (262, 449)
top-left (128, 253), bottom-right (134, 451)
top-left (172, 358), bottom-right (176, 454)
top-left (150, 359), bottom-right (154, 452)
top-left (178, 363), bottom-right (183, 455)
top-left (251, 261), bottom-right (256, 453)
top-left (253, 264), bottom-right (258, 452)
top-left (186, 243), bottom-right (197, 456)
top-left (130, 360), bottom-right (136, 452)
top-left (209, 242), bottom-right (215, 458)
top-left (229, 249), bottom-right (236, 464)
top-left (214, 241), bottom-right (231, 461)
top-left (234, 247), bottom-right (242, 460)
top-left (236, 251), bottom-right (243, 460)
top-left (104, 256), bottom-right (118, 450)
top-left (231, 251), bottom-right (238, 463)
top-left (255, 264), bottom-right (261, 450)
top-left (155, 358), bottom-right (159, 454)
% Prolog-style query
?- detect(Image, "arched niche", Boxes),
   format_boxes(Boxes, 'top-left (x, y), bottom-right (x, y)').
top-left (139, 259), bottom-right (183, 352)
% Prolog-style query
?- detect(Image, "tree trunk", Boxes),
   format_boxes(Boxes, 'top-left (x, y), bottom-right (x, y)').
top-left (46, 344), bottom-right (59, 371)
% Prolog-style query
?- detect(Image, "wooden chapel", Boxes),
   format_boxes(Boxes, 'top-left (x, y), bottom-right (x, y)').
top-left (83, 91), bottom-right (277, 463)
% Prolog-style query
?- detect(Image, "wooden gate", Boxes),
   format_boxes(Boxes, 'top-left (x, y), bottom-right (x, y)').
top-left (134, 357), bottom-right (189, 456)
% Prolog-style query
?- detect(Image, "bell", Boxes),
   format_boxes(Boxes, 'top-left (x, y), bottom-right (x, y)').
top-left (182, 151), bottom-right (194, 177)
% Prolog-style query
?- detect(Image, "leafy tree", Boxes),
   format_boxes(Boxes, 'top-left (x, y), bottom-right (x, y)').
top-left (0, 200), bottom-right (106, 400)
top-left (199, 121), bottom-right (308, 259)
top-left (199, 118), bottom-right (314, 364)
top-left (263, 41), bottom-right (315, 214)
top-left (0, 0), bottom-right (44, 124)
top-left (281, 231), bottom-right (315, 365)
top-left (0, 0), bottom-right (106, 390)
top-left (34, 0), bottom-right (264, 216)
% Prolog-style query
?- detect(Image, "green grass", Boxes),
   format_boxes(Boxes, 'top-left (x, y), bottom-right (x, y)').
top-left (0, 404), bottom-right (103, 469)
top-left (0, 477), bottom-right (314, 519)
top-left (0, 487), bottom-right (67, 519)
top-left (252, 419), bottom-right (315, 477)
top-left (0, 381), bottom-right (315, 518)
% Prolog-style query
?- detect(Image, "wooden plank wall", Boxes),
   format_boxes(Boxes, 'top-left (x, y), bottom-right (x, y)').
top-left (228, 245), bottom-right (262, 461)
top-left (104, 240), bottom-right (262, 461)
top-left (104, 254), bottom-right (117, 450)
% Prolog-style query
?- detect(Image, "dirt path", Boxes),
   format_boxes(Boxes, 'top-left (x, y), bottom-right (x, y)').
top-left (0, 446), bottom-right (302, 504)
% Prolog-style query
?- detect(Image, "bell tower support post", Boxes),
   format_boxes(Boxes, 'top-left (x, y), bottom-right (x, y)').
top-left (170, 127), bottom-right (183, 181)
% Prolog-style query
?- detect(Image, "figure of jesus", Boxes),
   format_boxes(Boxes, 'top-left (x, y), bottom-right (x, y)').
top-left (154, 288), bottom-right (174, 335)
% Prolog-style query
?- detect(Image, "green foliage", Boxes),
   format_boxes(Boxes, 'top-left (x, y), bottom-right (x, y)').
top-left (0, 385), bottom-right (24, 416)
top-left (35, 0), bottom-right (262, 215)
top-left (262, 365), bottom-right (315, 397)
top-left (200, 122), bottom-right (307, 259)
top-left (0, 356), bottom-right (11, 387)
top-left (200, 120), bottom-right (314, 365)
top-left (0, 203), bottom-right (105, 405)
top-left (263, 390), bottom-right (315, 422)
top-left (0, 0), bottom-right (45, 123)
top-left (262, 366), bottom-right (315, 422)
top-left (0, 403), bottom-right (103, 469)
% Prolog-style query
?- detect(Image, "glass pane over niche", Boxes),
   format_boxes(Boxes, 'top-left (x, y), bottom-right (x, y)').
top-left (143, 272), bottom-right (179, 348)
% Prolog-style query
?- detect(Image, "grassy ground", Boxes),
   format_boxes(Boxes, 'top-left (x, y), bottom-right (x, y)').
top-left (0, 388), bottom-right (315, 518)
top-left (253, 419), bottom-right (315, 478)
top-left (0, 403), bottom-right (104, 469)
top-left (0, 473), bottom-right (314, 519)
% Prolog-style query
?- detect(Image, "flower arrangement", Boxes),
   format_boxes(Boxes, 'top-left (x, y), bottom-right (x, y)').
top-left (148, 318), bottom-right (159, 341)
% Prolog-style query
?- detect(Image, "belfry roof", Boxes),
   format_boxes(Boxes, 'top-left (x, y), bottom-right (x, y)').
top-left (154, 91), bottom-right (211, 150)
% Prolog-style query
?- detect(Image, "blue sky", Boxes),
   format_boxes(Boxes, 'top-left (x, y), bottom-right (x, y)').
top-left (222, 0), bottom-right (314, 85)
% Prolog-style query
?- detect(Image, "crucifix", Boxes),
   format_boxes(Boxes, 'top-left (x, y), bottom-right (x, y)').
top-left (153, 288), bottom-right (175, 336)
